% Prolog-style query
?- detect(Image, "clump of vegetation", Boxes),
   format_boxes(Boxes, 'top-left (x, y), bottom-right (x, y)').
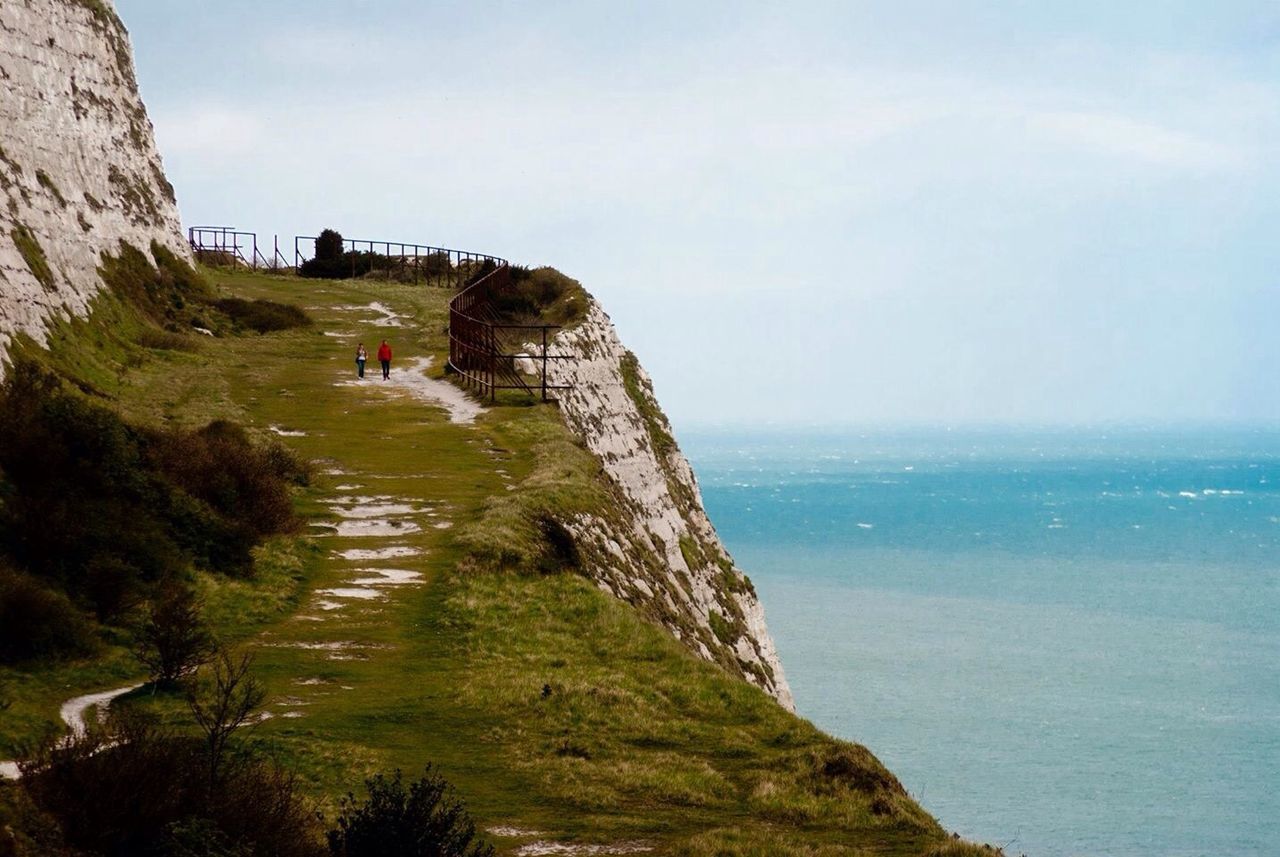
top-left (34, 170), bottom-right (67, 208)
top-left (98, 240), bottom-right (215, 332)
top-left (215, 297), bottom-right (311, 333)
top-left (0, 563), bottom-right (97, 663)
top-left (298, 227), bottom-right (454, 283)
top-left (0, 365), bottom-right (306, 662)
top-left (327, 766), bottom-right (494, 857)
top-left (298, 228), bottom-right (378, 280)
top-left (15, 685), bottom-right (322, 856)
top-left (10, 224), bottom-right (55, 291)
top-left (498, 265), bottom-right (588, 327)
top-left (135, 580), bottom-right (216, 686)
top-left (107, 164), bottom-right (162, 223)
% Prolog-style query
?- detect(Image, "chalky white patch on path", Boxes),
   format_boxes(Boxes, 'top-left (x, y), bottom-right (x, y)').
top-left (317, 587), bottom-right (385, 600)
top-left (490, 827), bottom-right (545, 838)
top-left (514, 843), bottom-right (653, 856)
top-left (349, 569), bottom-right (422, 585)
top-left (335, 546), bottom-right (421, 561)
top-left (269, 425), bottom-right (307, 437)
top-left (329, 502), bottom-right (421, 519)
top-left (0, 683), bottom-right (143, 780)
top-left (334, 520), bottom-right (422, 537)
top-left (334, 302), bottom-right (408, 327)
top-left (336, 356), bottom-right (484, 425)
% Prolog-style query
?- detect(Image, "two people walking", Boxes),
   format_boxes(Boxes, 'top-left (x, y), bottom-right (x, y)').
top-left (355, 340), bottom-right (392, 380)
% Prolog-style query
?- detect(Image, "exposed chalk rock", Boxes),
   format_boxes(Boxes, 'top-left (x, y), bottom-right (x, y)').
top-left (538, 301), bottom-right (793, 710)
top-left (0, 0), bottom-right (188, 358)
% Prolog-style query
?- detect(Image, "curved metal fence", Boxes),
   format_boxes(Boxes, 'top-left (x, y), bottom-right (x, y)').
top-left (448, 263), bottom-right (574, 402)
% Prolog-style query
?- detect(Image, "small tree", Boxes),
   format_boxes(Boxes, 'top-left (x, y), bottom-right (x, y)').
top-left (315, 229), bottom-right (344, 262)
top-left (187, 648), bottom-right (267, 784)
top-left (136, 580), bottom-right (216, 686)
top-left (326, 766), bottom-right (494, 857)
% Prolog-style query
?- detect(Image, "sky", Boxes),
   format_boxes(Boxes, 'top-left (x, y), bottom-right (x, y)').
top-left (116, 0), bottom-right (1280, 429)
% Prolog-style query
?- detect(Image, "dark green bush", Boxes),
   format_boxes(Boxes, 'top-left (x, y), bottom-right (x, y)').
top-left (327, 766), bottom-right (493, 857)
top-left (214, 298), bottom-right (310, 333)
top-left (0, 564), bottom-right (96, 662)
top-left (315, 228), bottom-right (344, 263)
top-left (19, 711), bottom-right (323, 857)
top-left (0, 366), bottom-right (184, 594)
top-left (300, 250), bottom-right (394, 280)
top-left (0, 364), bottom-right (306, 663)
top-left (151, 420), bottom-right (305, 543)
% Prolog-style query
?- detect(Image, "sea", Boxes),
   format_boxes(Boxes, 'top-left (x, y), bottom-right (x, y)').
top-left (682, 427), bottom-right (1279, 857)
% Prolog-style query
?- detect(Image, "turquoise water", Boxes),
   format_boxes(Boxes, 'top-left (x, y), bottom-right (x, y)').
top-left (684, 428), bottom-right (1280, 857)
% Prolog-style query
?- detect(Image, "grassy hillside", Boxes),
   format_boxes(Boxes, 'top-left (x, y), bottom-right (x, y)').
top-left (0, 261), bottom-right (996, 856)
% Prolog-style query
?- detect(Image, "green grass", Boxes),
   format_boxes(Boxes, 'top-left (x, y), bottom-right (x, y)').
top-left (10, 225), bottom-right (54, 291)
top-left (35, 170), bottom-right (67, 208)
top-left (0, 263), bottom-right (984, 856)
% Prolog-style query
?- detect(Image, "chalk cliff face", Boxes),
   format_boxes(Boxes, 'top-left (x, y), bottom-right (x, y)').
top-left (544, 303), bottom-right (794, 710)
top-left (0, 0), bottom-right (186, 352)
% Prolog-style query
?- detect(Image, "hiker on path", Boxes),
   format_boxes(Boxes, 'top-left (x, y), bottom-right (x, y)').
top-left (355, 343), bottom-right (368, 378)
top-left (377, 340), bottom-right (392, 380)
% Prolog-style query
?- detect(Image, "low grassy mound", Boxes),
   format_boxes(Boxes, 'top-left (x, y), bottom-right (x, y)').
top-left (493, 265), bottom-right (588, 328)
top-left (215, 297), bottom-right (311, 333)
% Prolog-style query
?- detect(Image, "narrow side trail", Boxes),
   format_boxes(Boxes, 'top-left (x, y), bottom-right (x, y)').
top-left (0, 684), bottom-right (142, 779)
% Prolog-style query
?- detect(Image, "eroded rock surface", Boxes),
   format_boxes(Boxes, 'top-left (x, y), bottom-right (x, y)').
top-left (542, 302), bottom-right (794, 709)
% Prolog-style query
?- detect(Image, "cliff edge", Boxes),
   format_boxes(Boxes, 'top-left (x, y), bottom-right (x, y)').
top-left (0, 0), bottom-right (186, 352)
top-left (545, 301), bottom-right (794, 709)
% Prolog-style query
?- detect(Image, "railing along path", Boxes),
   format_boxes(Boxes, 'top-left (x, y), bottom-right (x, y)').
top-left (447, 262), bottom-right (574, 402)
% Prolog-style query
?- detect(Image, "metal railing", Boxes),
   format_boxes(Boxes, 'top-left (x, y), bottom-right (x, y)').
top-left (293, 235), bottom-right (504, 287)
top-left (448, 263), bottom-right (574, 402)
top-left (188, 227), bottom-right (289, 270)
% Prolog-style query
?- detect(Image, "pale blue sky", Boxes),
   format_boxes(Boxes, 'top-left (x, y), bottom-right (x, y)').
top-left (117, 1), bottom-right (1280, 427)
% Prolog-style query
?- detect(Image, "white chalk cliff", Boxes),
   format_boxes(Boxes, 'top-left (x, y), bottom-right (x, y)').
top-left (0, 0), bottom-right (186, 353)
top-left (545, 303), bottom-right (794, 710)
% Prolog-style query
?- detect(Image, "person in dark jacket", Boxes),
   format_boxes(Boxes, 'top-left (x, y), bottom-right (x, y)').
top-left (377, 340), bottom-right (392, 379)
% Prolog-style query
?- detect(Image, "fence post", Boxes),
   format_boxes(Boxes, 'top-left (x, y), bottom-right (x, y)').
top-left (541, 326), bottom-right (548, 401)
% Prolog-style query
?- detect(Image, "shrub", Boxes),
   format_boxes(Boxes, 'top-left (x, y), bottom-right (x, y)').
top-left (420, 251), bottom-right (452, 276)
top-left (214, 298), bottom-right (311, 333)
top-left (326, 766), bottom-right (493, 857)
top-left (0, 365), bottom-right (307, 654)
top-left (151, 420), bottom-right (303, 544)
top-left (300, 228), bottom-right (374, 280)
top-left (136, 580), bottom-right (216, 686)
top-left (19, 710), bottom-right (323, 857)
top-left (315, 229), bottom-right (344, 263)
top-left (0, 366), bottom-right (188, 588)
top-left (0, 564), bottom-right (96, 663)
top-left (187, 649), bottom-right (266, 782)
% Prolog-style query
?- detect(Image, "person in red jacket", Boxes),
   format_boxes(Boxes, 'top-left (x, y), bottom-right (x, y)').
top-left (377, 340), bottom-right (392, 379)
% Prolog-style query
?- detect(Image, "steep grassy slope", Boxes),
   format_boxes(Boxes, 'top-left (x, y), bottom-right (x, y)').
top-left (1, 266), bottom-right (994, 857)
